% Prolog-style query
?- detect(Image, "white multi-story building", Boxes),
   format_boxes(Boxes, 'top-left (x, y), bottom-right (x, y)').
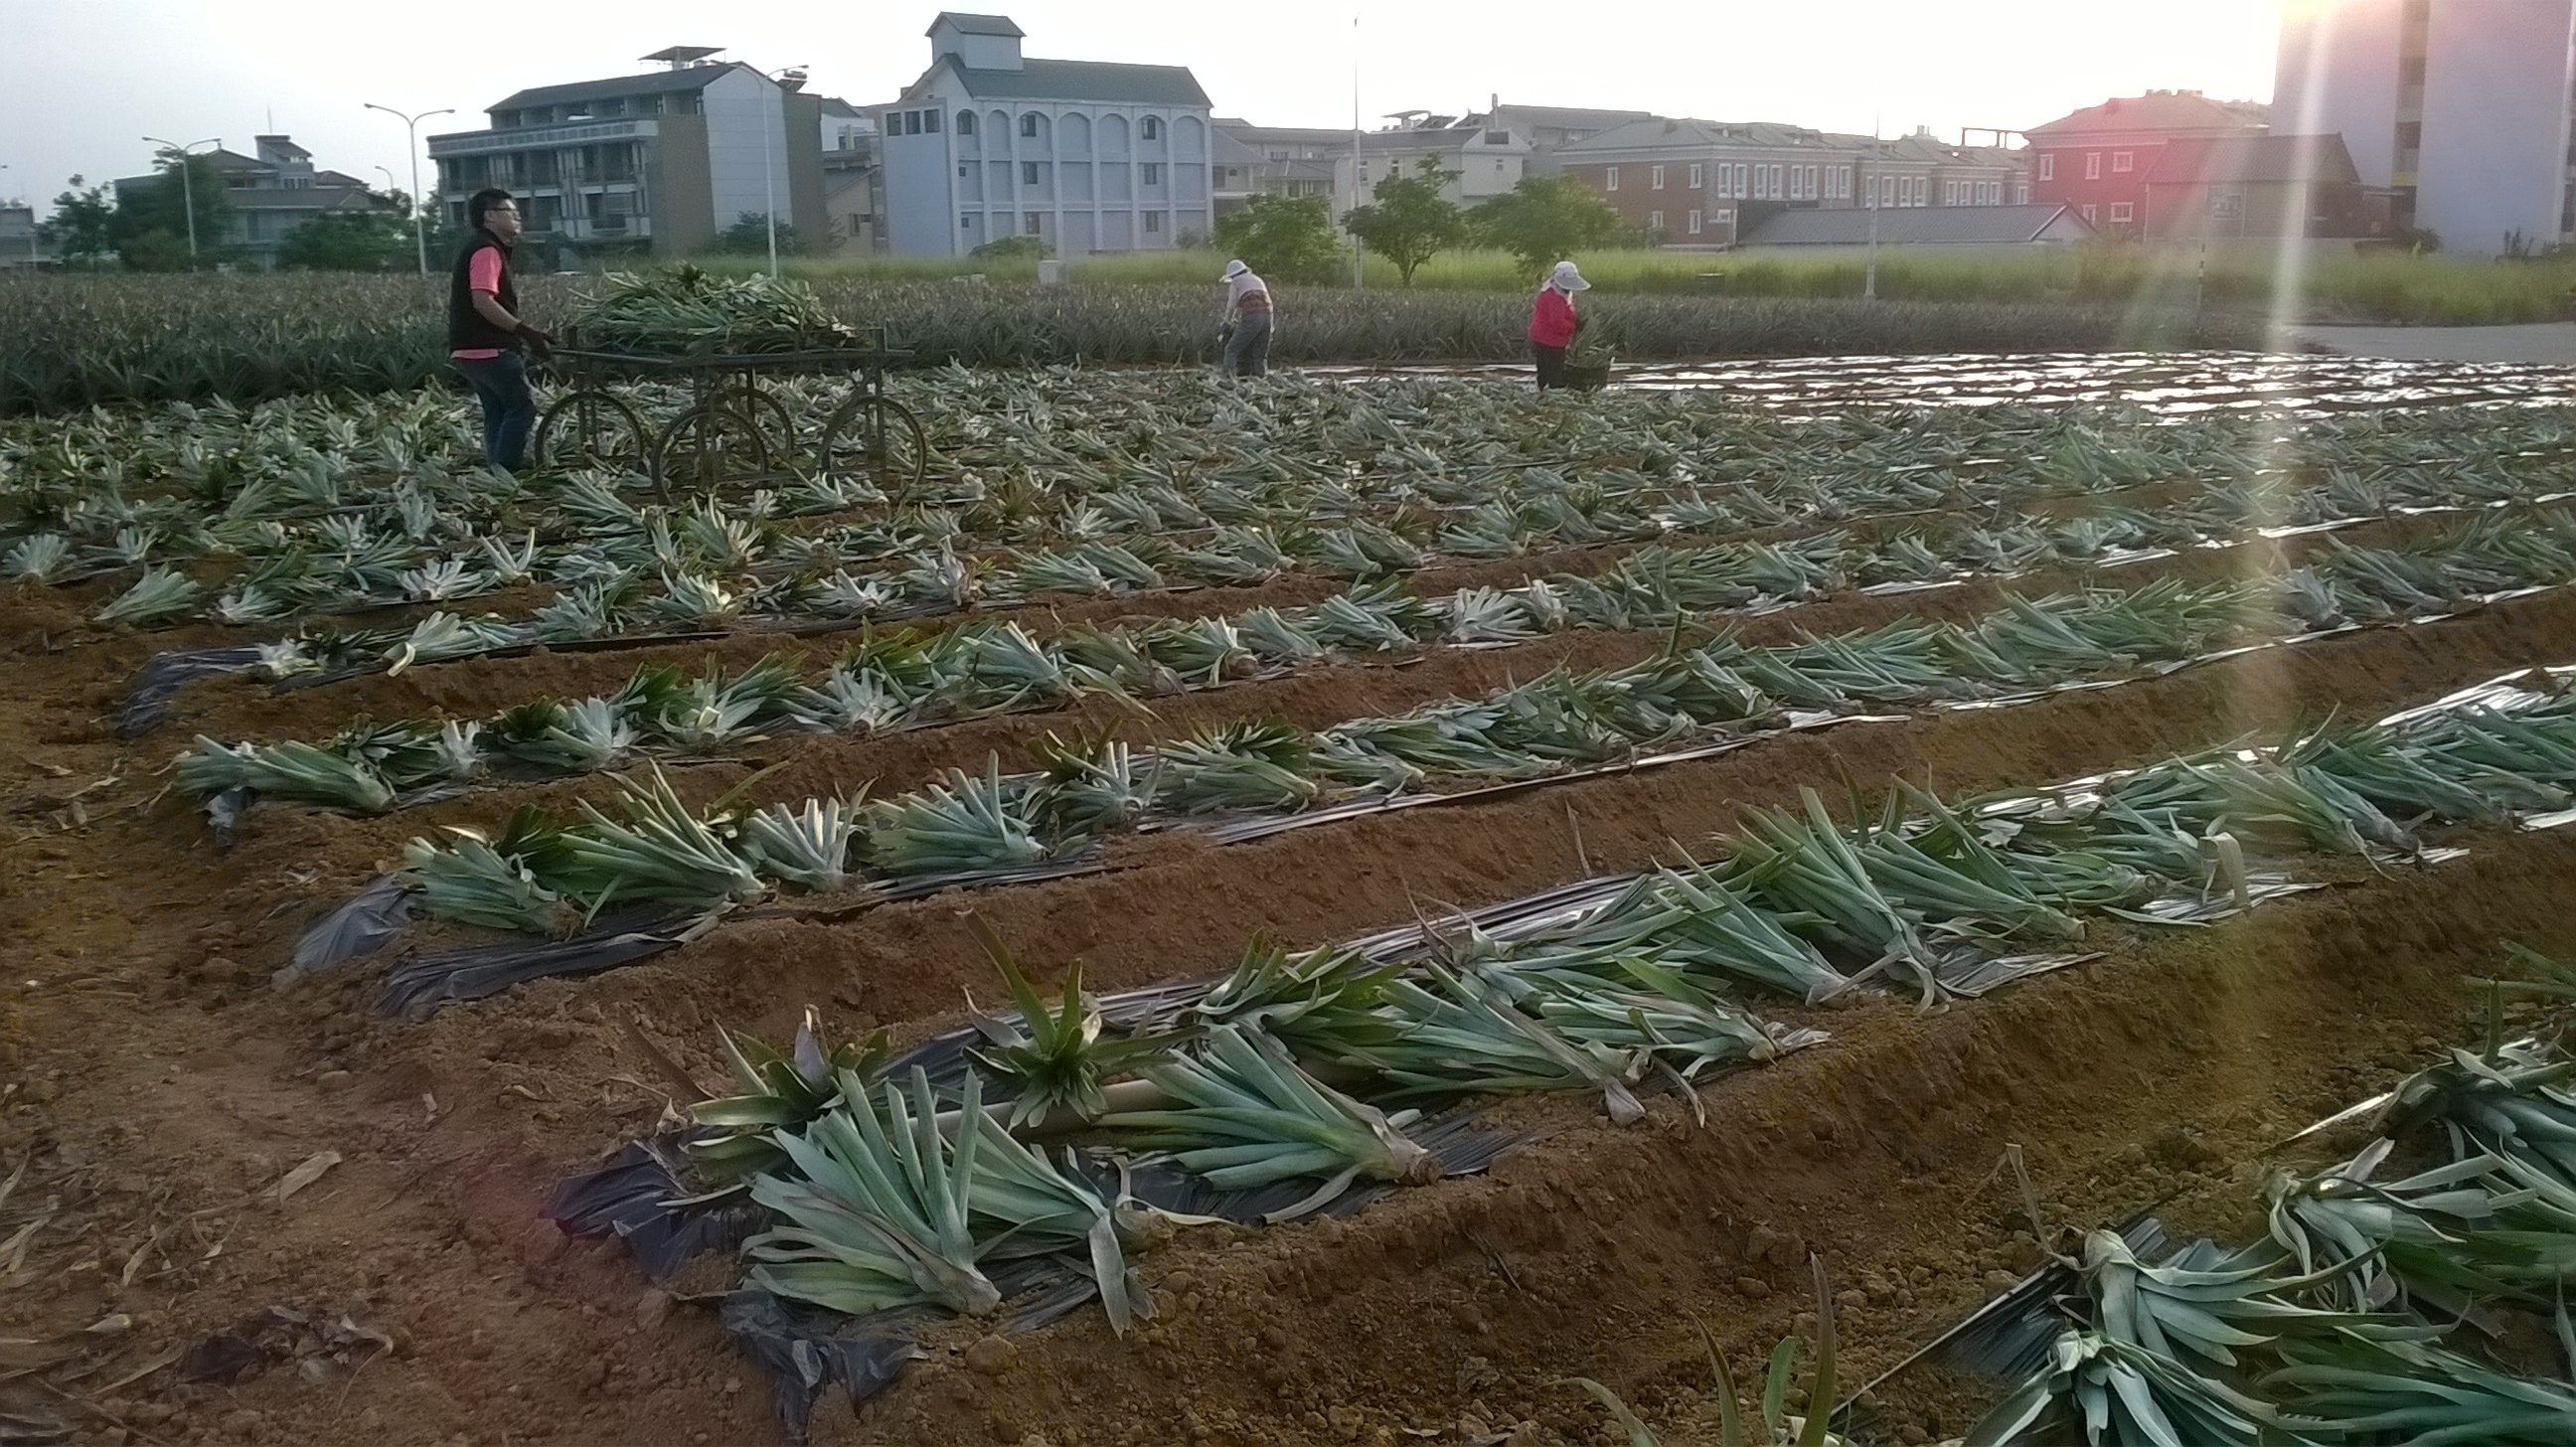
top-left (881, 13), bottom-right (1214, 255)
top-left (2275, 0), bottom-right (2576, 251)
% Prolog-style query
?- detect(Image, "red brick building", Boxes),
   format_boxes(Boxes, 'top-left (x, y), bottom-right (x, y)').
top-left (2024, 89), bottom-right (2265, 235)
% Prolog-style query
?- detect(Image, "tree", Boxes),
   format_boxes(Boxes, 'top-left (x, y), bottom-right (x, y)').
top-left (112, 151), bottom-right (234, 267)
top-left (1347, 158), bottom-right (1469, 282)
top-left (1212, 194), bottom-right (1347, 285)
top-left (276, 208), bottom-right (411, 270)
top-left (1342, 158), bottom-right (1469, 286)
top-left (1468, 175), bottom-right (1623, 281)
top-left (712, 212), bottom-right (801, 257)
top-left (38, 178), bottom-right (116, 265)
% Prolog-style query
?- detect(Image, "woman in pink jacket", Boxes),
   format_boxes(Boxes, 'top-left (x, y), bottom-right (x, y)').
top-left (1527, 260), bottom-right (1589, 390)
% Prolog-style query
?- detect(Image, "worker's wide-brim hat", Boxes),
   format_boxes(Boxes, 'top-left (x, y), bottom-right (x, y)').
top-left (1550, 261), bottom-right (1591, 291)
top-left (1222, 259), bottom-right (1249, 279)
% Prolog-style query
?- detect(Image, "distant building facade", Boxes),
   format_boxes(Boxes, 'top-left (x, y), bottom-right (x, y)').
top-left (1556, 119), bottom-right (2029, 246)
top-left (817, 97), bottom-right (883, 254)
top-left (2140, 133), bottom-right (2365, 241)
top-left (881, 13), bottom-right (1215, 255)
top-left (427, 47), bottom-right (826, 260)
top-left (2024, 90), bottom-right (2268, 235)
top-left (0, 204), bottom-right (51, 268)
top-left (111, 135), bottom-right (379, 268)
top-left (2276, 0), bottom-right (2576, 251)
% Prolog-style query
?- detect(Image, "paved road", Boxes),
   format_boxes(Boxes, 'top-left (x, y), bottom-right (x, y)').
top-left (2286, 322), bottom-right (2576, 365)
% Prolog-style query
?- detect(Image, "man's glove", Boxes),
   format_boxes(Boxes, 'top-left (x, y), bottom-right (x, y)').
top-left (1217, 322), bottom-right (1235, 345)
top-left (516, 323), bottom-right (556, 359)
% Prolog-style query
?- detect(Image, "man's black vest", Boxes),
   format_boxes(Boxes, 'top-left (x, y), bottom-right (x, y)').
top-left (447, 230), bottom-right (521, 354)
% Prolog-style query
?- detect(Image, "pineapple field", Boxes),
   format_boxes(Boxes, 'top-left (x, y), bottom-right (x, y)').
top-left (9, 274), bottom-right (2576, 1447)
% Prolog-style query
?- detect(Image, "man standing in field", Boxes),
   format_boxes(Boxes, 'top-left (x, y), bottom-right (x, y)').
top-left (449, 188), bottom-right (553, 472)
top-left (1218, 258), bottom-right (1273, 378)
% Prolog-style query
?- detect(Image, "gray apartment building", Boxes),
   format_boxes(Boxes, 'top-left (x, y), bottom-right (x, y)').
top-left (881, 14), bottom-right (1215, 255)
top-left (427, 47), bottom-right (825, 260)
top-left (0, 204), bottom-right (50, 268)
top-left (110, 135), bottom-right (379, 268)
top-left (2276, 0), bottom-right (2576, 250)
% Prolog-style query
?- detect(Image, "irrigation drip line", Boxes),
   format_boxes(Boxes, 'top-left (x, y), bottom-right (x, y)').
top-left (304, 551), bottom-right (2576, 1013)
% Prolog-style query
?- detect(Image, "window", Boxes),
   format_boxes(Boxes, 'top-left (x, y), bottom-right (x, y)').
top-left (2037, 153), bottom-right (2054, 181)
top-left (2109, 201), bottom-right (2134, 223)
top-left (1142, 163), bottom-right (1162, 184)
top-left (2111, 150), bottom-right (2131, 174)
top-left (1142, 116), bottom-right (1161, 140)
top-left (2084, 151), bottom-right (2101, 180)
top-left (2211, 192), bottom-right (2244, 219)
top-left (1734, 163), bottom-right (1749, 197)
top-left (1688, 208), bottom-right (1702, 235)
top-left (904, 111), bottom-right (922, 136)
top-left (1021, 113), bottom-right (1039, 138)
top-left (1648, 210), bottom-right (1664, 230)
top-left (958, 163), bottom-right (968, 177)
top-left (1772, 164), bottom-right (1785, 196)
top-left (1144, 212), bottom-right (1162, 233)
top-left (1023, 162), bottom-right (1039, 185)
top-left (1689, 163), bottom-right (1703, 189)
top-left (1605, 165), bottom-right (1618, 191)
top-left (1026, 212), bottom-right (1043, 235)
top-left (958, 111), bottom-right (975, 135)
top-left (2081, 203), bottom-right (2098, 224)
top-left (1651, 164), bottom-right (1665, 189)
top-left (924, 109), bottom-right (940, 133)
top-left (1944, 180), bottom-right (1957, 205)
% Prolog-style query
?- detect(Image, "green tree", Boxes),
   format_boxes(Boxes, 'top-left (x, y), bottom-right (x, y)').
top-left (112, 150), bottom-right (234, 267)
top-left (712, 212), bottom-right (801, 257)
top-left (1341, 158), bottom-right (1468, 286)
top-left (38, 177), bottom-right (117, 265)
top-left (276, 208), bottom-right (411, 270)
top-left (1468, 175), bottom-right (1623, 281)
top-left (1212, 194), bottom-right (1347, 285)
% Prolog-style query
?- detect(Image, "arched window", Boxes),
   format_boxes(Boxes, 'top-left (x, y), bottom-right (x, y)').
top-left (1142, 116), bottom-right (1162, 140)
top-left (1021, 112), bottom-right (1041, 138)
top-left (957, 111), bottom-right (975, 135)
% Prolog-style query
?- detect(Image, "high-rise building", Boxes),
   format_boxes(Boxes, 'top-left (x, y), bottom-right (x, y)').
top-left (2275, 0), bottom-right (2576, 251)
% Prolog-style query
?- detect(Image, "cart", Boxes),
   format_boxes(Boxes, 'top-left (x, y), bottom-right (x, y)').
top-left (532, 326), bottom-right (925, 503)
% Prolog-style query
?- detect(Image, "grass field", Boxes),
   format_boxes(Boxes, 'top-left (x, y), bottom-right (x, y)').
top-left (696, 241), bottom-right (2576, 325)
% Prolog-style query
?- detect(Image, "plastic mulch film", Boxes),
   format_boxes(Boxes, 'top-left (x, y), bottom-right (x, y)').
top-left (111, 646), bottom-right (263, 736)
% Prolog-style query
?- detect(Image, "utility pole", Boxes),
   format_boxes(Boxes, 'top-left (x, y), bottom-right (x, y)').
top-left (761, 67), bottom-right (809, 280)
top-left (363, 104), bottom-right (454, 274)
top-left (1350, 15), bottom-right (1365, 290)
top-left (1863, 116), bottom-right (1880, 300)
top-left (140, 135), bottom-right (221, 260)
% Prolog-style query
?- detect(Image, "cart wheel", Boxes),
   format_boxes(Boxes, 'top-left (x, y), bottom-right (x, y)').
top-left (652, 402), bottom-right (773, 504)
top-left (533, 390), bottom-right (649, 476)
top-left (816, 395), bottom-right (928, 495)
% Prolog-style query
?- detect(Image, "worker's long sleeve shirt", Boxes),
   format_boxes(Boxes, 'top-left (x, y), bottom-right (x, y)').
top-left (1529, 285), bottom-right (1577, 348)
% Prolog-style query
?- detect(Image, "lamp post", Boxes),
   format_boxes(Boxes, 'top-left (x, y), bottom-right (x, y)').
top-left (363, 103), bottom-right (454, 274)
top-left (760, 67), bottom-right (808, 279)
top-left (140, 135), bottom-right (221, 259)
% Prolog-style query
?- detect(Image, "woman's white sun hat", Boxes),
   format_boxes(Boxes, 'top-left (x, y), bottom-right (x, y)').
top-left (1222, 258), bottom-right (1249, 280)
top-left (1549, 260), bottom-right (1591, 292)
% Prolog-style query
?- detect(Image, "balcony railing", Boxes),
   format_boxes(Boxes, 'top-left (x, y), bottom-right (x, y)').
top-left (429, 118), bottom-right (658, 157)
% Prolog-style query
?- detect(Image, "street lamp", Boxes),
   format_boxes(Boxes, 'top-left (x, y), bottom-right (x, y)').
top-left (140, 135), bottom-right (221, 259)
top-left (364, 103), bottom-right (455, 275)
top-left (761, 66), bottom-right (808, 279)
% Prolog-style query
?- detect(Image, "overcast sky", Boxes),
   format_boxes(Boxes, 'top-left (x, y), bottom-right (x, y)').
top-left (4, 0), bottom-right (2285, 208)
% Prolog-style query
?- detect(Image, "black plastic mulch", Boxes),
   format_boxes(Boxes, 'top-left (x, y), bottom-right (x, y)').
top-left (112, 646), bottom-right (262, 736)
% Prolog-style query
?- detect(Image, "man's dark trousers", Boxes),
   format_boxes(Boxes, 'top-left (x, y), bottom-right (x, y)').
top-left (457, 353), bottom-right (536, 471)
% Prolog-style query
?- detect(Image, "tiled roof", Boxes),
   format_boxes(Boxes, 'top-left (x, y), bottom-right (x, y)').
top-left (491, 64), bottom-right (744, 115)
top-left (927, 57), bottom-right (1211, 107)
top-left (2025, 91), bottom-right (2264, 138)
top-left (931, 12), bottom-right (1025, 38)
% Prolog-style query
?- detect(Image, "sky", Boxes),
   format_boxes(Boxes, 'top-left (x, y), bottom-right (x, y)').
top-left (3, 0), bottom-right (2285, 209)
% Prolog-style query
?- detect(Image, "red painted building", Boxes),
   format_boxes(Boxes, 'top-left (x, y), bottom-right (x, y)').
top-left (2024, 89), bottom-right (2265, 235)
